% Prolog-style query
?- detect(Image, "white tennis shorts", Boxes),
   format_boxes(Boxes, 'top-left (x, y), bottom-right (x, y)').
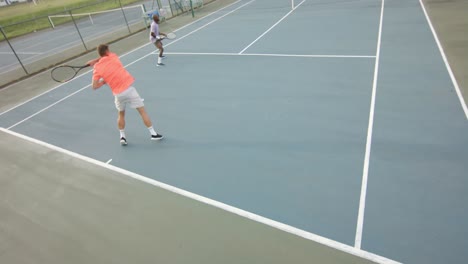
top-left (114, 86), bottom-right (144, 111)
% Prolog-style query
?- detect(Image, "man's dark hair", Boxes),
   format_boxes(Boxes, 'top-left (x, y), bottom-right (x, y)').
top-left (98, 44), bottom-right (109, 57)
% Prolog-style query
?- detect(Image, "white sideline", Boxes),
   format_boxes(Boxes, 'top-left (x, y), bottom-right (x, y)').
top-left (419, 0), bottom-right (468, 119)
top-left (354, 0), bottom-right (385, 249)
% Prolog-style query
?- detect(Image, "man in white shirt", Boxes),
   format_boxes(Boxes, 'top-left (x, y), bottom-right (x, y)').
top-left (149, 14), bottom-right (167, 66)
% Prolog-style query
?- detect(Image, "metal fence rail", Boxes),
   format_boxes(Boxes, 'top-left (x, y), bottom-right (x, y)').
top-left (0, 0), bottom-right (211, 88)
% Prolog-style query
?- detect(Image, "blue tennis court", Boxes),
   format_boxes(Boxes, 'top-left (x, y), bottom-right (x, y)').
top-left (1, 0), bottom-right (467, 263)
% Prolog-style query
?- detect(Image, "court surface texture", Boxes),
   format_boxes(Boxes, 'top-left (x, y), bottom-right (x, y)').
top-left (1, 0), bottom-right (467, 263)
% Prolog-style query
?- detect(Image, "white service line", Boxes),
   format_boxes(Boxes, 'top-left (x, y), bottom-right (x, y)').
top-left (354, 0), bottom-right (385, 249)
top-left (106, 159), bottom-right (112, 164)
top-left (238, 0), bottom-right (306, 54)
top-left (0, 127), bottom-right (402, 264)
top-left (242, 53), bottom-right (375, 58)
top-left (419, 0), bottom-right (468, 119)
top-left (165, 51), bottom-right (376, 58)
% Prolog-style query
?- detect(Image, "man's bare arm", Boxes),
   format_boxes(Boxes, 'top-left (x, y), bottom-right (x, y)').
top-left (87, 58), bottom-right (100, 66)
top-left (92, 78), bottom-right (105, 90)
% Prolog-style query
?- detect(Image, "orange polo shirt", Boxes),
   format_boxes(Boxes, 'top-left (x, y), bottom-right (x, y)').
top-left (92, 52), bottom-right (134, 95)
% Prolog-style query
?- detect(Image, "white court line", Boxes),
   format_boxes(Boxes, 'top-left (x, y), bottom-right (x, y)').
top-left (151, 0), bottom-right (256, 52)
top-left (106, 159), bottom-right (112, 164)
top-left (0, 51), bottom-right (43, 55)
top-left (419, 0), bottom-right (468, 119)
top-left (238, 0), bottom-right (306, 54)
top-left (0, 127), bottom-right (401, 264)
top-left (243, 53), bottom-right (375, 58)
top-left (166, 51), bottom-right (376, 58)
top-left (355, 0), bottom-right (384, 249)
top-left (0, 0), bottom-right (243, 113)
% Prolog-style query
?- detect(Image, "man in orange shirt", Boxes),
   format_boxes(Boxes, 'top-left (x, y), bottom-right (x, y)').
top-left (88, 44), bottom-right (163, 145)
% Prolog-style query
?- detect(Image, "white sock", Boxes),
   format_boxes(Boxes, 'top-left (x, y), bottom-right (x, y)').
top-left (157, 56), bottom-right (162, 64)
top-left (148, 126), bottom-right (157, 136)
top-left (119, 130), bottom-right (126, 138)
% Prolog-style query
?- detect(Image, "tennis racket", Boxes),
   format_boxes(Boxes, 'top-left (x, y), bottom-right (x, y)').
top-left (51, 64), bottom-right (90, 83)
top-left (159, 32), bottom-right (176, 40)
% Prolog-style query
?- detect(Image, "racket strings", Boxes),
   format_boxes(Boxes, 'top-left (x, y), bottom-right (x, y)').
top-left (166, 32), bottom-right (176, 39)
top-left (51, 66), bottom-right (77, 82)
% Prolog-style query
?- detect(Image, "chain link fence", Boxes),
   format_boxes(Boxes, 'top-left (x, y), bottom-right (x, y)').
top-left (0, 0), bottom-right (211, 88)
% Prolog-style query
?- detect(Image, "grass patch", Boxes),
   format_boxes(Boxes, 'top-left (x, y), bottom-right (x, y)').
top-left (0, 0), bottom-right (145, 40)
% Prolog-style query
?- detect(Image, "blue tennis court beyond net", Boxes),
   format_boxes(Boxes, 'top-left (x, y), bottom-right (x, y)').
top-left (1, 0), bottom-right (467, 263)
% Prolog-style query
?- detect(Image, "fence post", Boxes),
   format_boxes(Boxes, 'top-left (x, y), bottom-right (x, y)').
top-left (168, 0), bottom-right (174, 17)
top-left (69, 10), bottom-right (88, 51)
top-left (118, 0), bottom-right (132, 34)
top-left (190, 0), bottom-right (194, 18)
top-left (0, 26), bottom-right (28, 75)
